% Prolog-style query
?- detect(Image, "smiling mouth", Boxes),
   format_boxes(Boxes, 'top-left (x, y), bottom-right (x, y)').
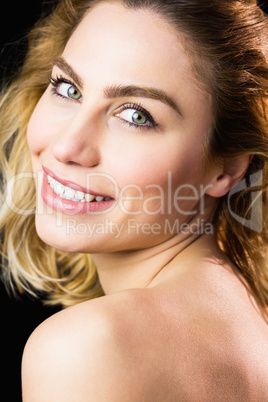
top-left (47, 175), bottom-right (113, 203)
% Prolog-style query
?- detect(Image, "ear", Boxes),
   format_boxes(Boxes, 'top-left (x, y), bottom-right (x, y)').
top-left (205, 155), bottom-right (253, 198)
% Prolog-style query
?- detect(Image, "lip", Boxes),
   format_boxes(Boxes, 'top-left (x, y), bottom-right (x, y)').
top-left (41, 168), bottom-right (115, 215)
top-left (42, 165), bottom-right (112, 198)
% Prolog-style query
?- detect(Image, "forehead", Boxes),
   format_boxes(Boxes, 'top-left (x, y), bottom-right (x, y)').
top-left (65, 4), bottom-right (191, 84)
top-left (62, 1), bottom-right (211, 116)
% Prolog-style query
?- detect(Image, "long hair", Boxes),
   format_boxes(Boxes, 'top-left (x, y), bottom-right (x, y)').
top-left (1, 0), bottom-right (268, 311)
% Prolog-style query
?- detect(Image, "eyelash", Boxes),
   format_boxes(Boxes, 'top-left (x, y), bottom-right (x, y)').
top-left (117, 103), bottom-right (159, 130)
top-left (49, 75), bottom-right (80, 100)
top-left (49, 75), bottom-right (159, 130)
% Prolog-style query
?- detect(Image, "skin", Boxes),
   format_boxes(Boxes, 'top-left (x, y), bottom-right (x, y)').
top-left (22, 2), bottom-right (268, 400)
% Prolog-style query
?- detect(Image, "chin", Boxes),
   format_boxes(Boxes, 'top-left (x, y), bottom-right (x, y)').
top-left (34, 213), bottom-right (117, 253)
top-left (35, 220), bottom-right (77, 252)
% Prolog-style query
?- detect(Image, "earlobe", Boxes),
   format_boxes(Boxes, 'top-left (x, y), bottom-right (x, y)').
top-left (206, 174), bottom-right (232, 198)
top-left (205, 155), bottom-right (252, 198)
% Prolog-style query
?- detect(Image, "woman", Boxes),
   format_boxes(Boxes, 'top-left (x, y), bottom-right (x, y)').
top-left (1, 0), bottom-right (268, 399)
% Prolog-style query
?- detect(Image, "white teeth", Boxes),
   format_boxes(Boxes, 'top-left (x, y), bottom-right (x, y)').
top-left (75, 191), bottom-right (85, 200)
top-left (56, 183), bottom-right (65, 195)
top-left (47, 174), bottom-right (111, 203)
top-left (64, 188), bottom-right (76, 199)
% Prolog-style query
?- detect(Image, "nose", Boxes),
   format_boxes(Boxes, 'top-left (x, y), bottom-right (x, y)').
top-left (52, 111), bottom-right (101, 167)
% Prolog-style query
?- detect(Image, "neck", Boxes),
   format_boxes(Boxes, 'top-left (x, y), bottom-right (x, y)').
top-left (91, 212), bottom-right (217, 295)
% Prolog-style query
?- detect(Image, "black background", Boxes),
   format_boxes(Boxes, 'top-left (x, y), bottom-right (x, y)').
top-left (1, 1), bottom-right (268, 400)
top-left (1, 1), bottom-right (267, 80)
top-left (260, 0), bottom-right (268, 13)
top-left (0, 283), bottom-right (60, 401)
top-left (0, 2), bottom-right (60, 401)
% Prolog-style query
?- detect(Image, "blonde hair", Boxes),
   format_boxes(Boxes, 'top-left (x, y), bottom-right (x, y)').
top-left (1, 0), bottom-right (268, 312)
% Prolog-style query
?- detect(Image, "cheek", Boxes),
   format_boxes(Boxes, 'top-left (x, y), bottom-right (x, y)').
top-left (103, 133), bottom-right (206, 219)
top-left (108, 134), bottom-right (204, 191)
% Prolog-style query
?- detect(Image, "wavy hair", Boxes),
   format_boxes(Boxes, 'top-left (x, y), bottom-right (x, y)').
top-left (0, 0), bottom-right (268, 311)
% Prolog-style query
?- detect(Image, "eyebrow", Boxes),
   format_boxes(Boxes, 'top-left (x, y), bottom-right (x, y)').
top-left (104, 84), bottom-right (182, 116)
top-left (53, 57), bottom-right (182, 116)
top-left (53, 57), bottom-right (84, 89)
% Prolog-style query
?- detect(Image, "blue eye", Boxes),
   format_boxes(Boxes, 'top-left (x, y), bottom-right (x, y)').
top-left (49, 76), bottom-right (82, 101)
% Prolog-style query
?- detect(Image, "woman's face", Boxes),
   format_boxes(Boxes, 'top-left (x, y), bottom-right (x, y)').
top-left (27, 1), bottom-right (215, 253)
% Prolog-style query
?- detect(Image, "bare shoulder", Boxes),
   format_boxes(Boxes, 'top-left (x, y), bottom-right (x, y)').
top-left (22, 273), bottom-right (268, 401)
top-left (22, 289), bottom-right (171, 401)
